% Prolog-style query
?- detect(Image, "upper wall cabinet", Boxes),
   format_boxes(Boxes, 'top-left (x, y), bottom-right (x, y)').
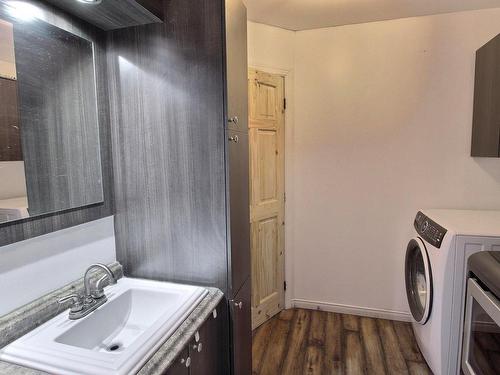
top-left (225, 0), bottom-right (248, 133)
top-left (471, 34), bottom-right (500, 157)
top-left (44, 0), bottom-right (163, 31)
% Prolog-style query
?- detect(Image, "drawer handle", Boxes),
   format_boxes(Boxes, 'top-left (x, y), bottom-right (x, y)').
top-left (193, 342), bottom-right (203, 352)
top-left (228, 135), bottom-right (239, 143)
top-left (234, 301), bottom-right (243, 309)
top-left (228, 116), bottom-right (239, 125)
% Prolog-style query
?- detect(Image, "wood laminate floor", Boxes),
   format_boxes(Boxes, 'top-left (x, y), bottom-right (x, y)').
top-left (252, 308), bottom-right (432, 375)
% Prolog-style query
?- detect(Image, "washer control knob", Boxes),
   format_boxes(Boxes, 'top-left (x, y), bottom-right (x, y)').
top-left (421, 221), bottom-right (429, 232)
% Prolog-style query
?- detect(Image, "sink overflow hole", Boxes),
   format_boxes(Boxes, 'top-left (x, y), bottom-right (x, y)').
top-left (107, 343), bottom-right (121, 352)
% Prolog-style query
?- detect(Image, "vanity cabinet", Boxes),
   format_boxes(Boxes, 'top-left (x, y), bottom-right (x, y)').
top-left (164, 348), bottom-right (189, 375)
top-left (189, 306), bottom-right (227, 375)
top-left (164, 301), bottom-right (227, 375)
top-left (229, 279), bottom-right (252, 375)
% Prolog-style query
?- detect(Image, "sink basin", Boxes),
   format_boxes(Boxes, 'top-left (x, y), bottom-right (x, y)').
top-left (0, 278), bottom-right (208, 375)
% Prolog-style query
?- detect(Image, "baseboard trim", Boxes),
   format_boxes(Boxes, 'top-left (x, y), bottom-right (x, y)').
top-left (292, 298), bottom-right (412, 322)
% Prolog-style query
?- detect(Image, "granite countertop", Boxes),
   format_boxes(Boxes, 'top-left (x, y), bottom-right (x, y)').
top-left (0, 262), bottom-right (224, 374)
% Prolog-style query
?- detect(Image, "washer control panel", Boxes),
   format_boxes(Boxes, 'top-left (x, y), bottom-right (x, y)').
top-left (414, 211), bottom-right (447, 248)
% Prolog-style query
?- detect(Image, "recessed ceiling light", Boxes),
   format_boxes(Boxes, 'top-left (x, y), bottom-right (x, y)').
top-left (77, 0), bottom-right (103, 4)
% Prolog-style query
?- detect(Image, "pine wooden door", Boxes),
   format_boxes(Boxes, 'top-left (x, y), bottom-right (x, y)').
top-left (248, 69), bottom-right (285, 329)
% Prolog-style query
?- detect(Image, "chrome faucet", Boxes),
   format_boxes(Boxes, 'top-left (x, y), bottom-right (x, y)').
top-left (84, 263), bottom-right (117, 300)
top-left (58, 263), bottom-right (117, 320)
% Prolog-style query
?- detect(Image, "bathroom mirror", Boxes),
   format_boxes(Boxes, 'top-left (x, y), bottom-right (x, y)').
top-left (0, 3), bottom-right (103, 224)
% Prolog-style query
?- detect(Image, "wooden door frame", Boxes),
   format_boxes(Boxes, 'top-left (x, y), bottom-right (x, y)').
top-left (248, 64), bottom-right (294, 310)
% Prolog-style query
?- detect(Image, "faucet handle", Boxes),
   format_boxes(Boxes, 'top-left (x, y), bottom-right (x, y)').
top-left (58, 294), bottom-right (84, 312)
top-left (91, 275), bottom-right (110, 299)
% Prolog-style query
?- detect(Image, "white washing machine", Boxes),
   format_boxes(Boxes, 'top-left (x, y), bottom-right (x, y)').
top-left (405, 209), bottom-right (500, 375)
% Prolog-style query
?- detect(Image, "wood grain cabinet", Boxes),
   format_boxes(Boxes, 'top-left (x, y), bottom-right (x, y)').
top-left (229, 279), bottom-right (252, 375)
top-left (164, 301), bottom-right (227, 375)
top-left (163, 348), bottom-right (189, 375)
top-left (471, 33), bottom-right (500, 157)
top-left (224, 0), bottom-right (252, 373)
top-left (225, 0), bottom-right (250, 294)
top-left (227, 129), bottom-right (250, 296)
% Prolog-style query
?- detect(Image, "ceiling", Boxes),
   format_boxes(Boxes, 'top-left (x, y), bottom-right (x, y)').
top-left (244, 0), bottom-right (500, 31)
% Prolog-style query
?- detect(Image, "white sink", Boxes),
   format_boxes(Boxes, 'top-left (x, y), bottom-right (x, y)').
top-left (0, 278), bottom-right (208, 375)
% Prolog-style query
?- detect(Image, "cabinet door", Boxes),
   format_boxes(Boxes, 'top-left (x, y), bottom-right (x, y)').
top-left (227, 129), bottom-right (251, 295)
top-left (230, 278), bottom-right (252, 375)
top-left (190, 301), bottom-right (228, 375)
top-left (471, 35), bottom-right (500, 157)
top-left (162, 348), bottom-right (189, 375)
top-left (225, 0), bottom-right (248, 133)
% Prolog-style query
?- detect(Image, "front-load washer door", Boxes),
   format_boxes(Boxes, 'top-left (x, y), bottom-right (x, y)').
top-left (405, 237), bottom-right (432, 324)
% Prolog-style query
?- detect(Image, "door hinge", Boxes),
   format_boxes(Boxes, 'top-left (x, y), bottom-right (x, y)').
top-left (284, 281), bottom-right (287, 291)
top-left (284, 192), bottom-right (286, 203)
top-left (283, 98), bottom-right (287, 110)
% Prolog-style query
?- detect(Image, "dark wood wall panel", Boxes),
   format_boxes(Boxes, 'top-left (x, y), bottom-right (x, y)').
top-left (107, 0), bottom-right (227, 291)
top-left (13, 20), bottom-right (103, 216)
top-left (0, 1), bottom-right (113, 246)
top-left (0, 78), bottom-right (21, 161)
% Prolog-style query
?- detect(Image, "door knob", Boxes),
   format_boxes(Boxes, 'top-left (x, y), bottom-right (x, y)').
top-left (234, 301), bottom-right (243, 309)
top-left (228, 135), bottom-right (239, 143)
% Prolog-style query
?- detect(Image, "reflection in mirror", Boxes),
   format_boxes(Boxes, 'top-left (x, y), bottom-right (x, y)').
top-left (0, 3), bottom-right (103, 224)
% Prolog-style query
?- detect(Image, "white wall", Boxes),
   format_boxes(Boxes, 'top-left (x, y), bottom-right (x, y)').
top-left (0, 216), bottom-right (116, 316)
top-left (248, 9), bottom-right (500, 318)
top-left (293, 8), bottom-right (500, 318)
top-left (247, 21), bottom-right (295, 71)
top-left (0, 161), bottom-right (27, 200)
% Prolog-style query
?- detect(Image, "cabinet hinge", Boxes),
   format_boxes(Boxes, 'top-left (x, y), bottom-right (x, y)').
top-left (283, 98), bottom-right (287, 110)
top-left (284, 192), bottom-right (286, 203)
top-left (284, 281), bottom-right (287, 291)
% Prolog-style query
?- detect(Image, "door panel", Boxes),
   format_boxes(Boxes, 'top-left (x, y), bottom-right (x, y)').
top-left (228, 129), bottom-right (250, 295)
top-left (252, 216), bottom-right (279, 302)
top-left (257, 130), bottom-right (277, 202)
top-left (230, 278), bottom-right (252, 375)
top-left (162, 348), bottom-right (189, 375)
top-left (251, 80), bottom-right (279, 125)
top-left (189, 301), bottom-right (227, 375)
top-left (225, 0), bottom-right (248, 133)
top-left (248, 69), bottom-right (285, 329)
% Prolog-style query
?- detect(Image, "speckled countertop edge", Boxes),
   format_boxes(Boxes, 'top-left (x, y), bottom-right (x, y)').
top-left (0, 263), bottom-right (224, 375)
top-left (137, 287), bottom-right (223, 375)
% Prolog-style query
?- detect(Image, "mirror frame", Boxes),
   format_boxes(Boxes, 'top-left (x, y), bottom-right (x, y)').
top-left (0, 0), bottom-right (113, 246)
